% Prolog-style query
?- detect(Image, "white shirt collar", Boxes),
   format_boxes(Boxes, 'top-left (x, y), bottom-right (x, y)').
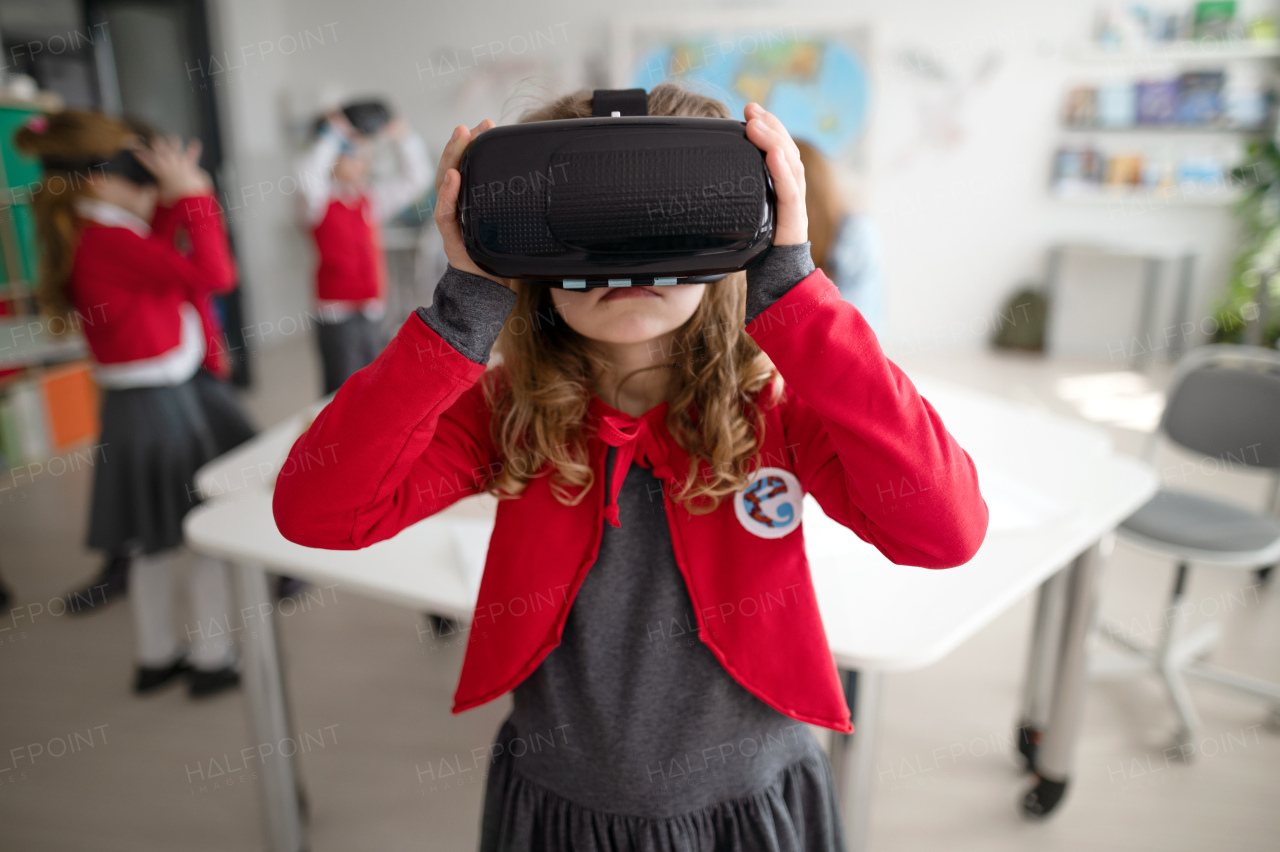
top-left (75, 198), bottom-right (151, 238)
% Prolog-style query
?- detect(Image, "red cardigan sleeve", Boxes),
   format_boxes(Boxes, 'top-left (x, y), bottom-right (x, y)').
top-left (152, 193), bottom-right (237, 296)
top-left (748, 269), bottom-right (988, 568)
top-left (100, 194), bottom-right (236, 298)
top-left (272, 313), bottom-right (499, 549)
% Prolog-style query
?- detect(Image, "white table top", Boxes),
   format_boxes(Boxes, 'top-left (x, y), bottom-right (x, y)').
top-left (195, 398), bottom-right (330, 499)
top-left (0, 321), bottom-right (87, 369)
top-left (185, 376), bottom-right (1157, 672)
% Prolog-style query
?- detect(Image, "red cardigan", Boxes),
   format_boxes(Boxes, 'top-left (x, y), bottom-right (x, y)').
top-left (273, 269), bottom-right (989, 732)
top-left (70, 194), bottom-right (236, 366)
top-left (152, 198), bottom-right (238, 378)
top-left (312, 196), bottom-right (386, 303)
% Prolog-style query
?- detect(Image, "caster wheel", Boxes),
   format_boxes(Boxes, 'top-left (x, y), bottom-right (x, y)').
top-left (1021, 775), bottom-right (1067, 818)
top-left (1016, 723), bottom-right (1040, 773)
top-left (429, 614), bottom-right (460, 639)
top-left (1168, 728), bottom-right (1194, 762)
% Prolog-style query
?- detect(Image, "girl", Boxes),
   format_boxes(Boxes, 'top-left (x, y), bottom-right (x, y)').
top-left (295, 106), bottom-right (433, 395)
top-left (18, 111), bottom-right (242, 697)
top-left (274, 85), bottom-right (988, 850)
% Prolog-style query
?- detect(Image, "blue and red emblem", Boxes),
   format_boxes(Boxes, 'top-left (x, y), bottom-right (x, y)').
top-left (734, 467), bottom-right (803, 539)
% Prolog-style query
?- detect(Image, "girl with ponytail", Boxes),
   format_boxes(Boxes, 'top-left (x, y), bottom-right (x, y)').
top-left (17, 110), bottom-right (244, 697)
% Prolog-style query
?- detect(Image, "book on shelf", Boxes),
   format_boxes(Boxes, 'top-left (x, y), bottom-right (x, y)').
top-left (1175, 71), bottom-right (1227, 124)
top-left (1136, 80), bottom-right (1179, 124)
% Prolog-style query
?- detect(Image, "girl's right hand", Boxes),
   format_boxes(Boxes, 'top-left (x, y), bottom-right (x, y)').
top-left (433, 119), bottom-right (511, 289)
top-left (135, 135), bottom-right (212, 204)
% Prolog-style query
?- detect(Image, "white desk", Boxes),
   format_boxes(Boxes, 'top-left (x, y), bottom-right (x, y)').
top-left (185, 376), bottom-right (1156, 852)
top-left (0, 321), bottom-right (87, 368)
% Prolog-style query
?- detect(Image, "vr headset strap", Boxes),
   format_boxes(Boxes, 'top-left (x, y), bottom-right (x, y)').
top-left (591, 89), bottom-right (648, 117)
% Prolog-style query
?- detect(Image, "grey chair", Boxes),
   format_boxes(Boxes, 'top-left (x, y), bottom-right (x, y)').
top-left (1093, 344), bottom-right (1280, 750)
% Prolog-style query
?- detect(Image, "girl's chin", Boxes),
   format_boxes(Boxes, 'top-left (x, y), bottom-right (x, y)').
top-left (581, 319), bottom-right (674, 346)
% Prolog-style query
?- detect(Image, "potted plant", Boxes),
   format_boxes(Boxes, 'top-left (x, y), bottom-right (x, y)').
top-left (1213, 139), bottom-right (1280, 345)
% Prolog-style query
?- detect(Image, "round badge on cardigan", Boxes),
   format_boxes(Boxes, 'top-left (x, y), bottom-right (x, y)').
top-left (734, 467), bottom-right (803, 539)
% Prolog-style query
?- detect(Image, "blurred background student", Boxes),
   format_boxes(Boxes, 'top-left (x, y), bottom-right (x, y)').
top-left (60, 120), bottom-right (260, 614)
top-left (295, 101), bottom-right (433, 395)
top-left (796, 139), bottom-right (885, 335)
top-left (17, 111), bottom-right (242, 698)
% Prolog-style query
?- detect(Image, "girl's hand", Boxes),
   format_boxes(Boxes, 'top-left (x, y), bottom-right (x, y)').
top-left (324, 109), bottom-right (355, 140)
top-left (134, 135), bottom-right (212, 203)
top-left (433, 119), bottom-right (511, 289)
top-left (743, 103), bottom-right (808, 246)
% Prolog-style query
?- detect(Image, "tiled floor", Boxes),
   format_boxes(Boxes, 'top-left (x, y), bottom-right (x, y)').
top-left (1, 335), bottom-right (1277, 851)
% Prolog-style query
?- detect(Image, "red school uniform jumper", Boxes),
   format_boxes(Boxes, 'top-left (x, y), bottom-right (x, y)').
top-left (150, 197), bottom-right (239, 378)
top-left (272, 268), bottom-right (990, 733)
top-left (312, 193), bottom-right (387, 313)
top-left (69, 194), bottom-right (236, 369)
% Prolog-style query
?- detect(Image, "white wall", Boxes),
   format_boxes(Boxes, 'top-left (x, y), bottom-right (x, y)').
top-left (208, 0), bottom-right (1263, 356)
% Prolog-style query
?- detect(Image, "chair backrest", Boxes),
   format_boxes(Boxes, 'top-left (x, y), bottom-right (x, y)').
top-left (1158, 345), bottom-right (1280, 471)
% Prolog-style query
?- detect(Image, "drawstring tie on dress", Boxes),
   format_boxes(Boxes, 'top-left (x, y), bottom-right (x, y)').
top-left (596, 411), bottom-right (674, 528)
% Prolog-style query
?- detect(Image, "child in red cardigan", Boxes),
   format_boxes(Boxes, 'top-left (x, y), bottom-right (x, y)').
top-left (19, 110), bottom-right (243, 697)
top-left (295, 106), bottom-right (432, 395)
top-left (274, 86), bottom-right (987, 850)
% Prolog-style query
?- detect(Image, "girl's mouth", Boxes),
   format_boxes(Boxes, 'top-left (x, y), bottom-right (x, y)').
top-left (599, 286), bottom-right (662, 302)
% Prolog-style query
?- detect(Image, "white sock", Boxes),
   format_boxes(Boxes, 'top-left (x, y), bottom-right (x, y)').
top-left (188, 553), bottom-right (237, 671)
top-left (130, 550), bottom-right (181, 667)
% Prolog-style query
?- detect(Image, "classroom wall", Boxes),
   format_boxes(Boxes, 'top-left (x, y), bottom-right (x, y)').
top-left (207, 0), bottom-right (1264, 357)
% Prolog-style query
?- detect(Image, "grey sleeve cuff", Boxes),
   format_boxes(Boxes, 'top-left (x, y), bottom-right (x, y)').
top-left (416, 266), bottom-right (518, 365)
top-left (743, 242), bottom-right (816, 325)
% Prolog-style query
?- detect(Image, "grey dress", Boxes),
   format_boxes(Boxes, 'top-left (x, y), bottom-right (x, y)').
top-left (419, 245), bottom-right (845, 852)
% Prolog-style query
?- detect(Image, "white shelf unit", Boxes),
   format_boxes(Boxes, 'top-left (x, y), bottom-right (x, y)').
top-left (1051, 33), bottom-right (1280, 205)
top-left (1050, 186), bottom-right (1243, 206)
top-left (1065, 39), bottom-right (1280, 65)
top-left (1058, 123), bottom-right (1268, 133)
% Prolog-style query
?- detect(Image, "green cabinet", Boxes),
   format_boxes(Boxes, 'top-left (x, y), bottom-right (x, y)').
top-left (0, 102), bottom-right (44, 308)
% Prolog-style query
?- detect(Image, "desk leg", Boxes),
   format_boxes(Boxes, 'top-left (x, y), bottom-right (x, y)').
top-left (1016, 571), bottom-right (1069, 773)
top-left (1170, 254), bottom-right (1195, 360)
top-left (235, 560), bottom-right (307, 852)
top-left (833, 669), bottom-right (883, 852)
top-left (1022, 539), bottom-right (1106, 817)
top-left (1134, 258), bottom-right (1163, 370)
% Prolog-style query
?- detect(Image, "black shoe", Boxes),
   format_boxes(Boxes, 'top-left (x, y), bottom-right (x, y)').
top-left (134, 657), bottom-right (192, 694)
top-left (0, 578), bottom-right (10, 610)
top-left (66, 554), bottom-right (131, 614)
top-left (275, 575), bottom-right (307, 600)
top-left (189, 665), bottom-right (241, 699)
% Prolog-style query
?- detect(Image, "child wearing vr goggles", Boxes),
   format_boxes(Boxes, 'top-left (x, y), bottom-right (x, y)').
top-left (275, 85), bottom-right (988, 849)
top-left (18, 110), bottom-right (247, 698)
top-left (295, 100), bottom-right (433, 395)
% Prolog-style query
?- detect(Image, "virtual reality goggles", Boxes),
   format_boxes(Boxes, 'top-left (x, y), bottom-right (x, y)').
top-left (458, 89), bottom-right (775, 288)
top-left (41, 148), bottom-right (157, 186)
top-left (341, 100), bottom-right (392, 138)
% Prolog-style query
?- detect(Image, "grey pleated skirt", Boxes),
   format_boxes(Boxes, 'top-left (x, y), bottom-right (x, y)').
top-left (86, 377), bottom-right (218, 556)
top-left (190, 369), bottom-right (257, 455)
top-left (480, 720), bottom-right (846, 852)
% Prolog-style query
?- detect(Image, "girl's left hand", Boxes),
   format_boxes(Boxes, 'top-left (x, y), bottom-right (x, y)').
top-left (744, 102), bottom-right (807, 246)
top-left (135, 135), bottom-right (212, 203)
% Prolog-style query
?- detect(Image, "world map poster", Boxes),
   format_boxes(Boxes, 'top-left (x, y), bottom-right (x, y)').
top-left (623, 23), bottom-right (872, 168)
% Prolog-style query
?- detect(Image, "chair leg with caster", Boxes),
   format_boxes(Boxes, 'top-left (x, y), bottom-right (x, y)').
top-left (1022, 776), bottom-right (1068, 817)
top-left (1016, 722), bottom-right (1040, 773)
top-left (1159, 563), bottom-right (1202, 749)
